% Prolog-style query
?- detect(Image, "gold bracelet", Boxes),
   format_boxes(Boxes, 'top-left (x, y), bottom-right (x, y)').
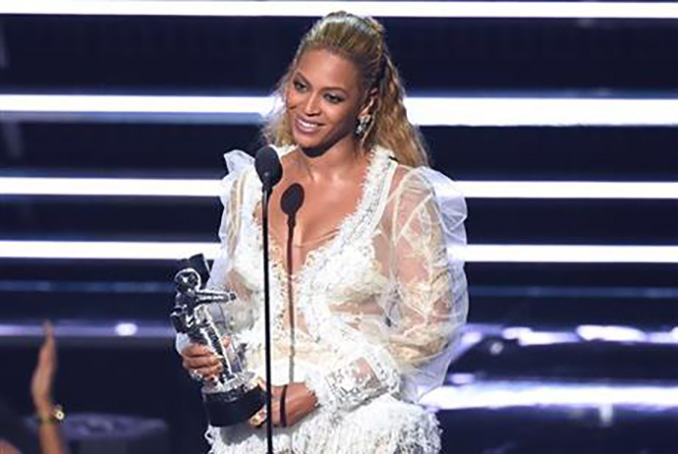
top-left (36, 404), bottom-right (65, 425)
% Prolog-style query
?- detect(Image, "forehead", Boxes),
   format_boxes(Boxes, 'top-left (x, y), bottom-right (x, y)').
top-left (295, 48), bottom-right (361, 92)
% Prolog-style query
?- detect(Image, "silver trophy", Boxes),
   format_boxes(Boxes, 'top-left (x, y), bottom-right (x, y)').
top-left (171, 254), bottom-right (265, 426)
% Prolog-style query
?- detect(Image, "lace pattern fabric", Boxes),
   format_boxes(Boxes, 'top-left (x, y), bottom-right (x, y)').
top-left (206, 393), bottom-right (441, 454)
top-left (182, 145), bottom-right (469, 453)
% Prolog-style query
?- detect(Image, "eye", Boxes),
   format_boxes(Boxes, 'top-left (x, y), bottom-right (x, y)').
top-left (324, 93), bottom-right (344, 104)
top-left (292, 80), bottom-right (307, 92)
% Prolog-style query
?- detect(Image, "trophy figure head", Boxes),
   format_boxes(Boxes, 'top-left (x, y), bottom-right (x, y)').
top-left (174, 268), bottom-right (202, 294)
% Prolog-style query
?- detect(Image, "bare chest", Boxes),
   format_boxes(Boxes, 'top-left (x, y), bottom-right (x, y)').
top-left (267, 179), bottom-right (363, 246)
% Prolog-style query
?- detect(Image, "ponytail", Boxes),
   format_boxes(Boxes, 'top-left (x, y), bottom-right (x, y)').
top-left (364, 52), bottom-right (429, 167)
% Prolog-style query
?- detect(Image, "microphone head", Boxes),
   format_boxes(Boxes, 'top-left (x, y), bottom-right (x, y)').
top-left (254, 145), bottom-right (283, 190)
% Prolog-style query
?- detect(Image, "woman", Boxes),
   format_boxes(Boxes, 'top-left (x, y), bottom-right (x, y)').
top-left (179, 11), bottom-right (468, 453)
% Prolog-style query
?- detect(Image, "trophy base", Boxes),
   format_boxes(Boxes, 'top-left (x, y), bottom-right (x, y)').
top-left (204, 385), bottom-right (266, 427)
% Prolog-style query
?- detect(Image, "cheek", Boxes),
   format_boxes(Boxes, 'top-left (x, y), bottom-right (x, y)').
top-left (327, 105), bottom-right (359, 128)
top-left (285, 91), bottom-right (301, 111)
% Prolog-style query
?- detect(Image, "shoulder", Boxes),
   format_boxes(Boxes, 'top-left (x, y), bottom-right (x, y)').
top-left (387, 163), bottom-right (467, 223)
top-left (218, 149), bottom-right (258, 209)
top-left (219, 164), bottom-right (251, 208)
top-left (219, 144), bottom-right (295, 208)
top-left (375, 143), bottom-right (465, 206)
top-left (391, 162), bottom-right (463, 194)
top-left (388, 164), bottom-right (436, 203)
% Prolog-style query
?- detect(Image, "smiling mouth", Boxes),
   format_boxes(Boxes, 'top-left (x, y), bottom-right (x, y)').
top-left (295, 116), bottom-right (322, 134)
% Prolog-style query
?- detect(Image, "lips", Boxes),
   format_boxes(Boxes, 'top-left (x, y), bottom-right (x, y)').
top-left (294, 116), bottom-right (322, 134)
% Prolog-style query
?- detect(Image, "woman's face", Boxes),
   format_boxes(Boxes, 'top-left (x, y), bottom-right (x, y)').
top-left (285, 48), bottom-right (368, 152)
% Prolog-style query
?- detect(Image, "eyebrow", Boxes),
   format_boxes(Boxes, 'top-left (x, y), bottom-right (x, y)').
top-left (294, 71), bottom-right (349, 95)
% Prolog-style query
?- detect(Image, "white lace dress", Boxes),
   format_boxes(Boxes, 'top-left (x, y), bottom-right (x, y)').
top-left (178, 145), bottom-right (468, 454)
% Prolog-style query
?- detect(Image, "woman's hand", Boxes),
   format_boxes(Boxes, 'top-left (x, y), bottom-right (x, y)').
top-left (31, 321), bottom-right (57, 413)
top-left (249, 382), bottom-right (318, 428)
top-left (180, 337), bottom-right (230, 381)
top-left (31, 322), bottom-right (67, 454)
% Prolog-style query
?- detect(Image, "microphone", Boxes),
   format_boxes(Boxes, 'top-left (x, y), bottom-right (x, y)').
top-left (253, 144), bottom-right (282, 454)
top-left (255, 145), bottom-right (283, 192)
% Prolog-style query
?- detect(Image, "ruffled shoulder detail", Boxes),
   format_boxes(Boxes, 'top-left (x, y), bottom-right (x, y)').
top-left (223, 148), bottom-right (254, 173)
top-left (386, 164), bottom-right (467, 262)
top-left (413, 166), bottom-right (468, 263)
top-left (219, 149), bottom-right (254, 206)
top-left (220, 145), bottom-right (296, 204)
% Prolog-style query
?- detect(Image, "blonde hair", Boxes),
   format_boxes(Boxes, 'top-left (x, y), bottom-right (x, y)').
top-left (263, 11), bottom-right (429, 167)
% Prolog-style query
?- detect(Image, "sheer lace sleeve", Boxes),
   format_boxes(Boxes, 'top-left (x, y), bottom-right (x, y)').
top-left (387, 167), bottom-right (468, 399)
top-left (304, 340), bottom-right (401, 413)
top-left (175, 150), bottom-right (254, 354)
top-left (305, 165), bottom-right (468, 411)
top-left (206, 150), bottom-right (253, 292)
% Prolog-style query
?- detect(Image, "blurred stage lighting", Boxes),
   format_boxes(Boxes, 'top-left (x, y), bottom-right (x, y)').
top-left (114, 322), bottom-right (139, 337)
top-left (2, 321), bottom-right (675, 347)
top-left (0, 241), bottom-right (676, 263)
top-left (577, 325), bottom-right (647, 343)
top-left (478, 324), bottom-right (678, 346)
top-left (3, 94), bottom-right (678, 126)
top-left (1, 177), bottom-right (677, 200)
top-left (422, 380), bottom-right (678, 410)
top-left (502, 327), bottom-right (577, 346)
top-left (2, 1), bottom-right (678, 20)
top-left (0, 177), bottom-right (220, 197)
top-left (447, 182), bottom-right (678, 200)
top-left (466, 245), bottom-right (678, 264)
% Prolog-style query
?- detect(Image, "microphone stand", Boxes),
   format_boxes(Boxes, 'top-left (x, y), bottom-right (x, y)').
top-left (261, 179), bottom-right (274, 454)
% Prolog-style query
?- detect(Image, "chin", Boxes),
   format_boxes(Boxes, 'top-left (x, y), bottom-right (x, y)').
top-left (292, 129), bottom-right (352, 154)
top-left (292, 132), bottom-right (326, 150)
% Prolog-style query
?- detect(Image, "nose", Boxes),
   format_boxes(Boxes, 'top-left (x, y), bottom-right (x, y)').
top-left (303, 92), bottom-right (321, 116)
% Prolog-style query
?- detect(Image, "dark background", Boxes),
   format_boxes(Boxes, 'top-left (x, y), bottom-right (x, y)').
top-left (1, 4), bottom-right (677, 453)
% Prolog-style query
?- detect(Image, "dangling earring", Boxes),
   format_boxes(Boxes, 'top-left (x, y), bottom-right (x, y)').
top-left (355, 115), bottom-right (373, 137)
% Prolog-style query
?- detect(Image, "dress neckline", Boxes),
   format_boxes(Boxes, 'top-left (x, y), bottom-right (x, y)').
top-left (242, 145), bottom-right (396, 339)
top-left (249, 145), bottom-right (393, 280)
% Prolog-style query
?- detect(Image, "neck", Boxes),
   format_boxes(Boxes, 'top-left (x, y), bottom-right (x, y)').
top-left (295, 136), bottom-right (368, 182)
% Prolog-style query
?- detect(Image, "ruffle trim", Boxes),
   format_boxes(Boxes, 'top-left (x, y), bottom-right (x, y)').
top-left (303, 369), bottom-right (338, 411)
top-left (204, 395), bottom-right (441, 454)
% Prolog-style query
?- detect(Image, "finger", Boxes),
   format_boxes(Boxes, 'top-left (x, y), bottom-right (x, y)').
top-left (183, 354), bottom-right (221, 370)
top-left (182, 357), bottom-right (204, 372)
top-left (43, 321), bottom-right (54, 340)
top-left (43, 323), bottom-right (56, 358)
top-left (37, 337), bottom-right (54, 368)
top-left (38, 343), bottom-right (49, 363)
top-left (196, 364), bottom-right (222, 379)
top-left (248, 408), bottom-right (267, 428)
top-left (181, 344), bottom-right (211, 357)
top-left (186, 342), bottom-right (213, 356)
